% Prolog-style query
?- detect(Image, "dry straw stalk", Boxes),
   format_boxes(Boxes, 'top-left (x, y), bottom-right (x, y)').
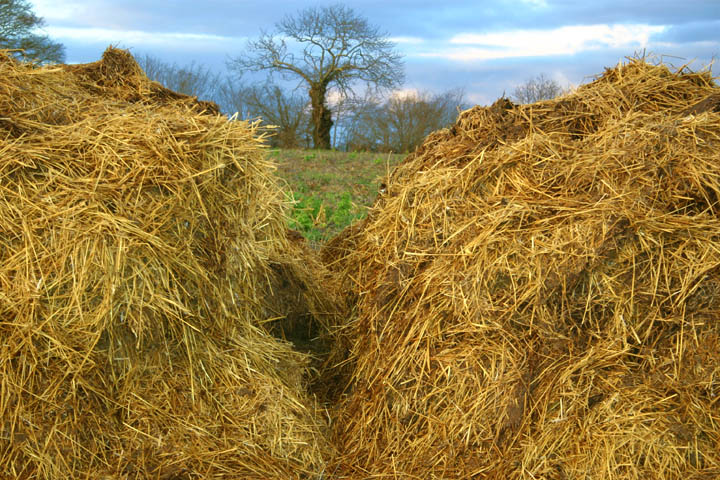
top-left (0, 47), bottom-right (342, 479)
top-left (326, 59), bottom-right (720, 479)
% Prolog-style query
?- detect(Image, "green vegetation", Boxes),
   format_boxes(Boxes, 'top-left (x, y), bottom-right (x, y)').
top-left (272, 149), bottom-right (404, 244)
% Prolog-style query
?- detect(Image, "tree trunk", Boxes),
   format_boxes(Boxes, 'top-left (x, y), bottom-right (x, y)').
top-left (309, 82), bottom-right (333, 150)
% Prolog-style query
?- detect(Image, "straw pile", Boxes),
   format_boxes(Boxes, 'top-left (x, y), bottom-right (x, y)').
top-left (0, 47), bottom-right (343, 479)
top-left (326, 59), bottom-right (720, 479)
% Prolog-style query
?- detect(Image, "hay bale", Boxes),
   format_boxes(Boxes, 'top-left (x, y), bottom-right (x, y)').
top-left (327, 59), bottom-right (720, 479)
top-left (0, 47), bottom-right (341, 479)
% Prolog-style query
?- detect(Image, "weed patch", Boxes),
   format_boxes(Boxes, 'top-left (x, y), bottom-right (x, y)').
top-left (274, 149), bottom-right (403, 244)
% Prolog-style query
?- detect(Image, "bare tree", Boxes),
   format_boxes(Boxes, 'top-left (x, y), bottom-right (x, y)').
top-left (228, 4), bottom-right (404, 150)
top-left (215, 79), bottom-right (253, 118)
top-left (0, 0), bottom-right (64, 63)
top-left (387, 88), bottom-right (465, 152)
top-left (344, 88), bottom-right (466, 153)
top-left (135, 54), bottom-right (220, 100)
top-left (242, 84), bottom-right (311, 148)
top-left (214, 77), bottom-right (311, 148)
top-left (512, 73), bottom-right (565, 104)
top-left (330, 93), bottom-right (353, 150)
top-left (335, 93), bottom-right (385, 151)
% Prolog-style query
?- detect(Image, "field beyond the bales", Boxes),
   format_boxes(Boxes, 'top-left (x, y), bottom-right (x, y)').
top-left (272, 149), bottom-right (405, 244)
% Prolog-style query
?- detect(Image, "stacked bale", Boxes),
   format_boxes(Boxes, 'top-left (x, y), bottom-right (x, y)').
top-left (327, 59), bottom-right (720, 479)
top-left (0, 47), bottom-right (342, 479)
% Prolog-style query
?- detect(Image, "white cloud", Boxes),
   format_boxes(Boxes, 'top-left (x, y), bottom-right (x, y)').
top-left (389, 36), bottom-right (425, 45)
top-left (551, 71), bottom-right (573, 89)
top-left (426, 24), bottom-right (667, 61)
top-left (30, 0), bottom-right (86, 22)
top-left (390, 88), bottom-right (421, 100)
top-left (325, 90), bottom-right (345, 106)
top-left (466, 92), bottom-right (494, 105)
top-left (44, 26), bottom-right (241, 49)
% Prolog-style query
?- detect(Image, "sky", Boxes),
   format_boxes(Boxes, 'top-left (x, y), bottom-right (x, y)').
top-left (29, 0), bottom-right (720, 106)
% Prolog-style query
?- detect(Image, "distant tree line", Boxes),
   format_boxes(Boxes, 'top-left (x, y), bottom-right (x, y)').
top-left (134, 55), bottom-right (567, 152)
top-left (135, 51), bottom-right (470, 152)
top-left (131, 4), bottom-right (469, 152)
top-left (4, 1), bottom-right (566, 153)
top-left (338, 88), bottom-right (467, 152)
top-left (511, 73), bottom-right (567, 104)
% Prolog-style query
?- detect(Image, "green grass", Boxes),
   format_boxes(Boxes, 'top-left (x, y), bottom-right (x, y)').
top-left (272, 149), bottom-right (404, 245)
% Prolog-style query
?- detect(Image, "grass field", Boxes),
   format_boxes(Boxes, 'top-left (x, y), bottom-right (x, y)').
top-left (271, 149), bottom-right (405, 245)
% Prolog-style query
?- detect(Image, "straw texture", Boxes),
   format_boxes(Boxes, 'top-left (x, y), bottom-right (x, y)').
top-left (0, 47), bottom-right (340, 479)
top-left (326, 59), bottom-right (720, 479)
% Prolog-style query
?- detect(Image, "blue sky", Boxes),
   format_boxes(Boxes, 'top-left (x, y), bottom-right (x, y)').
top-left (30, 0), bottom-right (720, 105)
